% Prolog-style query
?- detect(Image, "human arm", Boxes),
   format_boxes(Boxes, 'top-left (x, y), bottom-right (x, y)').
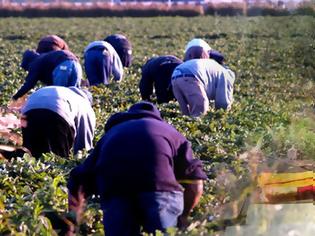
top-left (174, 139), bottom-right (207, 228)
top-left (73, 105), bottom-right (96, 154)
top-left (12, 70), bottom-right (39, 100)
top-left (215, 69), bottom-right (235, 110)
top-left (177, 180), bottom-right (203, 228)
top-left (67, 143), bottom-right (101, 222)
top-left (139, 65), bottom-right (154, 101)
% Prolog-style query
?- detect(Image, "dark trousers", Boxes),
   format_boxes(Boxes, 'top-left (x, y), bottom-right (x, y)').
top-left (84, 48), bottom-right (111, 86)
top-left (22, 109), bottom-right (75, 158)
top-left (101, 191), bottom-right (183, 236)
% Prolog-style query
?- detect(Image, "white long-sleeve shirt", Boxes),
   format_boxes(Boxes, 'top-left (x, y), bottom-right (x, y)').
top-left (22, 86), bottom-right (96, 154)
top-left (172, 59), bottom-right (235, 109)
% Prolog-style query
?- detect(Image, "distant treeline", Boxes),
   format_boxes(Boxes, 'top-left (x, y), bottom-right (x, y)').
top-left (0, 2), bottom-right (314, 17)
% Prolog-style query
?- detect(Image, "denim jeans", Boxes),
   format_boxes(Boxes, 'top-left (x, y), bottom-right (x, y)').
top-left (52, 60), bottom-right (82, 87)
top-left (101, 191), bottom-right (184, 236)
top-left (84, 49), bottom-right (111, 86)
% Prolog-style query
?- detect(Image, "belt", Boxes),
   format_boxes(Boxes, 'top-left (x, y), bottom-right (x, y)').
top-left (172, 73), bottom-right (195, 80)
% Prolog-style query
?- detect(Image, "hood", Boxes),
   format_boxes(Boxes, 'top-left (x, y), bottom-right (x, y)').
top-left (69, 87), bottom-right (93, 105)
top-left (104, 102), bottom-right (162, 132)
top-left (21, 49), bottom-right (40, 71)
top-left (104, 34), bottom-right (132, 67)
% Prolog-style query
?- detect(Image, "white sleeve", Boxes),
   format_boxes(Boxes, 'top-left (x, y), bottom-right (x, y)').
top-left (112, 51), bottom-right (124, 82)
top-left (73, 104), bottom-right (96, 154)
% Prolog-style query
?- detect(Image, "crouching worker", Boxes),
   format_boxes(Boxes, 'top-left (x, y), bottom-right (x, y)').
top-left (12, 49), bottom-right (83, 100)
top-left (67, 102), bottom-right (207, 235)
top-left (84, 34), bottom-right (132, 86)
top-left (172, 38), bottom-right (236, 117)
top-left (139, 55), bottom-right (182, 104)
top-left (21, 86), bottom-right (96, 158)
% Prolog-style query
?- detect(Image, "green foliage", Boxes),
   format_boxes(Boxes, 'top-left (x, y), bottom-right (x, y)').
top-left (0, 16), bottom-right (314, 234)
top-left (268, 111), bottom-right (315, 160)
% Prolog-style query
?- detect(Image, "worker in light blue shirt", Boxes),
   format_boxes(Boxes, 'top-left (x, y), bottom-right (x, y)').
top-left (21, 86), bottom-right (96, 158)
top-left (172, 59), bottom-right (235, 115)
top-left (171, 38), bottom-right (235, 117)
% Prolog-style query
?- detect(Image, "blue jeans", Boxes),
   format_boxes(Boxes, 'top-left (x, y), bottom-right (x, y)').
top-left (101, 191), bottom-right (184, 236)
top-left (52, 60), bottom-right (82, 87)
top-left (84, 48), bottom-right (111, 86)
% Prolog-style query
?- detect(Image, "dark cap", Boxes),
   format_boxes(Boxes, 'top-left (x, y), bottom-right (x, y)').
top-left (104, 34), bottom-right (132, 67)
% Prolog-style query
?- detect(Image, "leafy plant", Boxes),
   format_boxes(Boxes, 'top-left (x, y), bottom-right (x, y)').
top-left (0, 16), bottom-right (314, 235)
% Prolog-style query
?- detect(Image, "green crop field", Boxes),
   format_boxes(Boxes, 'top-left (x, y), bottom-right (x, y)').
top-left (0, 16), bottom-right (314, 235)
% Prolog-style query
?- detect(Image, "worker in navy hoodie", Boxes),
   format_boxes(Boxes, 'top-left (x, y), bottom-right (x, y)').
top-left (21, 86), bottom-right (95, 158)
top-left (139, 55), bottom-right (182, 104)
top-left (67, 102), bottom-right (207, 235)
top-left (12, 49), bottom-right (83, 101)
top-left (84, 34), bottom-right (132, 86)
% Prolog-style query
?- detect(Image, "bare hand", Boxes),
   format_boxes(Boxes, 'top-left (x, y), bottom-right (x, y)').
top-left (68, 186), bottom-right (86, 224)
top-left (177, 215), bottom-right (190, 229)
top-left (8, 96), bottom-right (27, 112)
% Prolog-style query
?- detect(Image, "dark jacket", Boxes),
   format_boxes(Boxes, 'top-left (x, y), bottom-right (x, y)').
top-left (67, 102), bottom-right (207, 200)
top-left (139, 56), bottom-right (182, 104)
top-left (13, 50), bottom-right (78, 100)
top-left (104, 34), bottom-right (132, 67)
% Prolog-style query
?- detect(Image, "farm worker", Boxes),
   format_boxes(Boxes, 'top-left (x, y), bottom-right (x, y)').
top-left (139, 55), bottom-right (182, 104)
top-left (21, 86), bottom-right (95, 158)
top-left (84, 34), bottom-right (132, 86)
top-left (12, 49), bottom-right (83, 100)
top-left (67, 101), bottom-right (207, 235)
top-left (36, 35), bottom-right (69, 53)
top-left (171, 39), bottom-right (235, 117)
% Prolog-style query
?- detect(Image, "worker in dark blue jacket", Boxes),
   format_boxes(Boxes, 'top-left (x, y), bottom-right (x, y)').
top-left (67, 102), bottom-right (207, 235)
top-left (12, 49), bottom-right (82, 100)
top-left (139, 55), bottom-right (182, 104)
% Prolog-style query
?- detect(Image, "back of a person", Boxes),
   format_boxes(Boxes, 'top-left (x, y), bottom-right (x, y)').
top-left (21, 86), bottom-right (95, 158)
top-left (46, 50), bottom-right (81, 87)
top-left (95, 117), bottom-right (182, 198)
top-left (22, 86), bottom-right (80, 128)
top-left (67, 101), bottom-right (206, 235)
top-left (84, 41), bottom-right (123, 85)
top-left (35, 50), bottom-right (79, 85)
top-left (172, 58), bottom-right (235, 116)
top-left (173, 58), bottom-right (222, 80)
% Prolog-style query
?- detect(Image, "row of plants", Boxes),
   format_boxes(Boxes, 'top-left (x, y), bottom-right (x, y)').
top-left (0, 2), bottom-right (314, 17)
top-left (0, 16), bottom-right (314, 234)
